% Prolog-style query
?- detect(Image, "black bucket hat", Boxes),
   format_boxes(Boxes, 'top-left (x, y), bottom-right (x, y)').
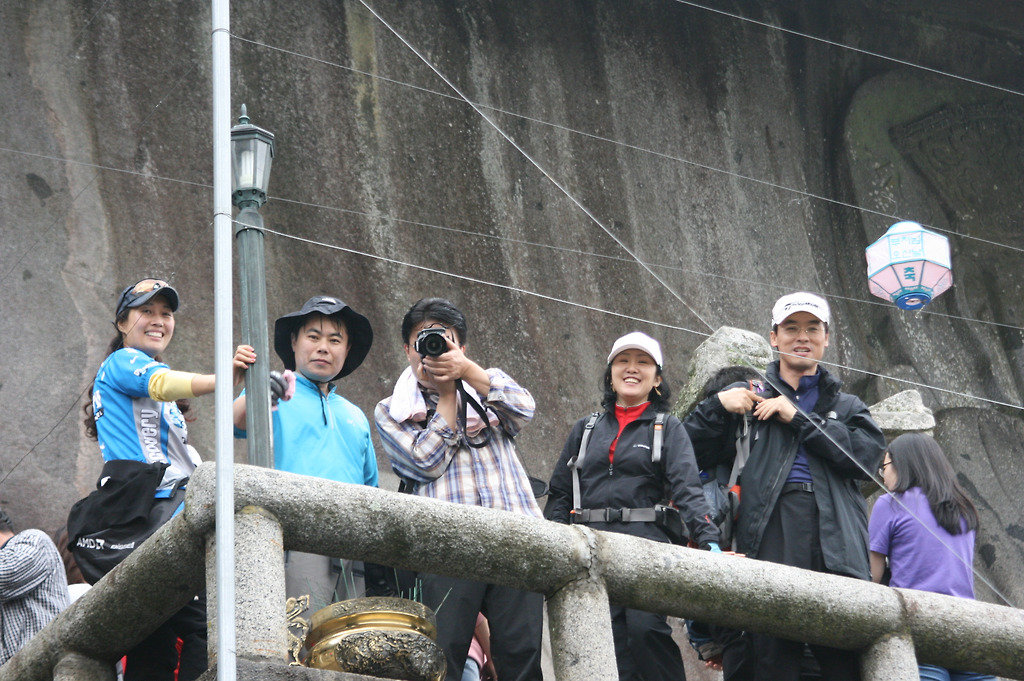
top-left (274, 296), bottom-right (373, 380)
top-left (115, 278), bottom-right (180, 318)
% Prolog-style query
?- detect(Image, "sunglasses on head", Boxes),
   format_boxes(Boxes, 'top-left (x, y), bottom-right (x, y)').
top-left (131, 279), bottom-right (168, 295)
top-left (117, 279), bottom-right (170, 313)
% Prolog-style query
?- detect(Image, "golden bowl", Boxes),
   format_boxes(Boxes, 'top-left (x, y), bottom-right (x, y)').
top-left (301, 596), bottom-right (446, 681)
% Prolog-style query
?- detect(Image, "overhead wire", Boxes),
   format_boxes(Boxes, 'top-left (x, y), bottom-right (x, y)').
top-left (260, 224), bottom-right (706, 335)
top-left (271, 193), bottom-right (1024, 334)
top-left (2, 138), bottom-right (1020, 335)
top-left (258, 221), bottom-right (1024, 414)
top-left (229, 34), bottom-right (1024, 256)
top-left (670, 0), bottom-right (1024, 99)
top-left (354, 0), bottom-right (717, 334)
top-left (3, 138), bottom-right (1019, 338)
top-left (3, 4), bottom-right (1021, 588)
top-left (67, 0), bottom-right (116, 55)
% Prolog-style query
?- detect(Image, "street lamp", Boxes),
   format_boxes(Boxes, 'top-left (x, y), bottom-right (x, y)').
top-left (231, 103), bottom-right (275, 208)
top-left (232, 104), bottom-right (275, 468)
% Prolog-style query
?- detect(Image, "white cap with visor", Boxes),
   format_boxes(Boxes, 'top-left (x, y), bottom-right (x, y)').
top-left (771, 292), bottom-right (831, 327)
top-left (607, 331), bottom-right (663, 369)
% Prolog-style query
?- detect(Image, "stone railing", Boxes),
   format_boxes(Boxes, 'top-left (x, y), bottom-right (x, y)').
top-left (3, 462), bottom-right (1023, 680)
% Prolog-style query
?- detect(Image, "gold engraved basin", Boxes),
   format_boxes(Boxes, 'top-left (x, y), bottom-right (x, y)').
top-left (301, 596), bottom-right (446, 681)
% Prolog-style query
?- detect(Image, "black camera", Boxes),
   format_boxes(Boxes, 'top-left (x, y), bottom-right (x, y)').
top-left (415, 327), bottom-right (450, 357)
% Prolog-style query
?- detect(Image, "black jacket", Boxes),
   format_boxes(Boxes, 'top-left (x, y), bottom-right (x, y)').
top-left (684, 361), bottom-right (885, 579)
top-left (547, 405), bottom-right (719, 547)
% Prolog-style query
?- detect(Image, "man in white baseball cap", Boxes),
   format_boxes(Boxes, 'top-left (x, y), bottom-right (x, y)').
top-left (685, 292), bottom-right (884, 680)
top-left (770, 291), bottom-right (831, 328)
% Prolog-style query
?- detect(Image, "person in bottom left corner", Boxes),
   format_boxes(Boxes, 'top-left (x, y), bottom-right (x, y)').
top-left (72, 277), bottom-right (253, 681)
top-left (0, 508), bottom-right (70, 665)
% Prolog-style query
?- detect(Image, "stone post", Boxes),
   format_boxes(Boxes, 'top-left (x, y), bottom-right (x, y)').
top-left (546, 527), bottom-right (618, 681)
top-left (207, 505), bottom-right (287, 665)
top-left (547, 576), bottom-right (618, 681)
top-left (861, 633), bottom-right (919, 681)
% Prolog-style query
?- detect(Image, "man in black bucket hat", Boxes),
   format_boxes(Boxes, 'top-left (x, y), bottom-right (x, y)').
top-left (272, 295), bottom-right (373, 382)
top-left (234, 295), bottom-right (378, 628)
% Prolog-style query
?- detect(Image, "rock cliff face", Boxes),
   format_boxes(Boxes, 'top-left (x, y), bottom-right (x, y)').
top-left (2, 0), bottom-right (1022, 606)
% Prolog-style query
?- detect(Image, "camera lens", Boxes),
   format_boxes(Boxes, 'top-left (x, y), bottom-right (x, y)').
top-left (423, 334), bottom-right (446, 356)
top-left (416, 328), bottom-right (449, 357)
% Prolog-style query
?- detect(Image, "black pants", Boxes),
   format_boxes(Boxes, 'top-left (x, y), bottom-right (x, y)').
top-left (420, 573), bottom-right (543, 681)
top-left (124, 595), bottom-right (207, 681)
top-left (611, 605), bottom-right (687, 681)
top-left (724, 489), bottom-right (860, 681)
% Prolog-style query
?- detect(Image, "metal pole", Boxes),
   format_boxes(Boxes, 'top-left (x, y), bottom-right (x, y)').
top-left (236, 206), bottom-right (273, 468)
top-left (211, 0), bottom-right (236, 679)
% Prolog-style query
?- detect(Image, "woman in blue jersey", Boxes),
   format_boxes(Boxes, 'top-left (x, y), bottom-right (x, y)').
top-left (869, 433), bottom-right (994, 681)
top-left (79, 277), bottom-right (251, 681)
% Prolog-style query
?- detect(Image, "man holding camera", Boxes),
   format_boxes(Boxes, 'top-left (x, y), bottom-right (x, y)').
top-left (375, 298), bottom-right (543, 681)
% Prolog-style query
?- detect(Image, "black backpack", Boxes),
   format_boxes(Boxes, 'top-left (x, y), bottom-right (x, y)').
top-left (699, 412), bottom-right (751, 551)
top-left (66, 459), bottom-right (185, 584)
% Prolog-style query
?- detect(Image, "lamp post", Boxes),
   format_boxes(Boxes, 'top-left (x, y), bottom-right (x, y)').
top-left (232, 104), bottom-right (275, 468)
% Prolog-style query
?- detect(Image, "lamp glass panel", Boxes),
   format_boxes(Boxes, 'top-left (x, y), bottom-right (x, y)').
top-left (231, 135), bottom-right (272, 192)
top-left (255, 142), bottom-right (273, 194)
top-left (232, 137), bottom-right (258, 190)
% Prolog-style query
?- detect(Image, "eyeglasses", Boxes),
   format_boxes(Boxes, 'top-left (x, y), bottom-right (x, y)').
top-left (878, 460), bottom-right (892, 476)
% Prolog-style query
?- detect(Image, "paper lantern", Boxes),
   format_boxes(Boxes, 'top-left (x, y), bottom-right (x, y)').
top-left (865, 221), bottom-right (952, 310)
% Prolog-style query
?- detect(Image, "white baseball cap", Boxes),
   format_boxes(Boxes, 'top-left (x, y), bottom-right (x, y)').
top-left (607, 331), bottom-right (663, 369)
top-left (771, 292), bottom-right (831, 326)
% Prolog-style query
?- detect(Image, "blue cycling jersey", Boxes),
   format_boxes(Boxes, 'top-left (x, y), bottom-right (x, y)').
top-left (92, 348), bottom-right (196, 497)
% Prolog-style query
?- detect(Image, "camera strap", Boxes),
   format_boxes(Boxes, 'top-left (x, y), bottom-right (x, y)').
top-left (457, 379), bottom-right (494, 449)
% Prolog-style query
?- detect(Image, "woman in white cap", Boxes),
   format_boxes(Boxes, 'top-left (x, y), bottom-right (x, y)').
top-left (78, 277), bottom-right (251, 681)
top-left (546, 331), bottom-right (720, 681)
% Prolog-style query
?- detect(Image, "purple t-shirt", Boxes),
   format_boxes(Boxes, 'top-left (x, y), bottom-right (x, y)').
top-left (869, 487), bottom-right (976, 599)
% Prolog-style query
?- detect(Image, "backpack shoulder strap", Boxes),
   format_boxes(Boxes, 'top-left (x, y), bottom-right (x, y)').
top-left (651, 412), bottom-right (667, 464)
top-left (569, 412), bottom-right (601, 511)
top-left (728, 412), bottom-right (752, 489)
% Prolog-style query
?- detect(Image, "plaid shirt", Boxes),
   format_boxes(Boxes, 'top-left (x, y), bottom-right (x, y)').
top-left (375, 369), bottom-right (542, 517)
top-left (1, 529), bottom-right (70, 663)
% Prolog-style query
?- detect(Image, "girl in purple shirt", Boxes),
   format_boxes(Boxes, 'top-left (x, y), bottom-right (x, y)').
top-left (869, 433), bottom-right (993, 681)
